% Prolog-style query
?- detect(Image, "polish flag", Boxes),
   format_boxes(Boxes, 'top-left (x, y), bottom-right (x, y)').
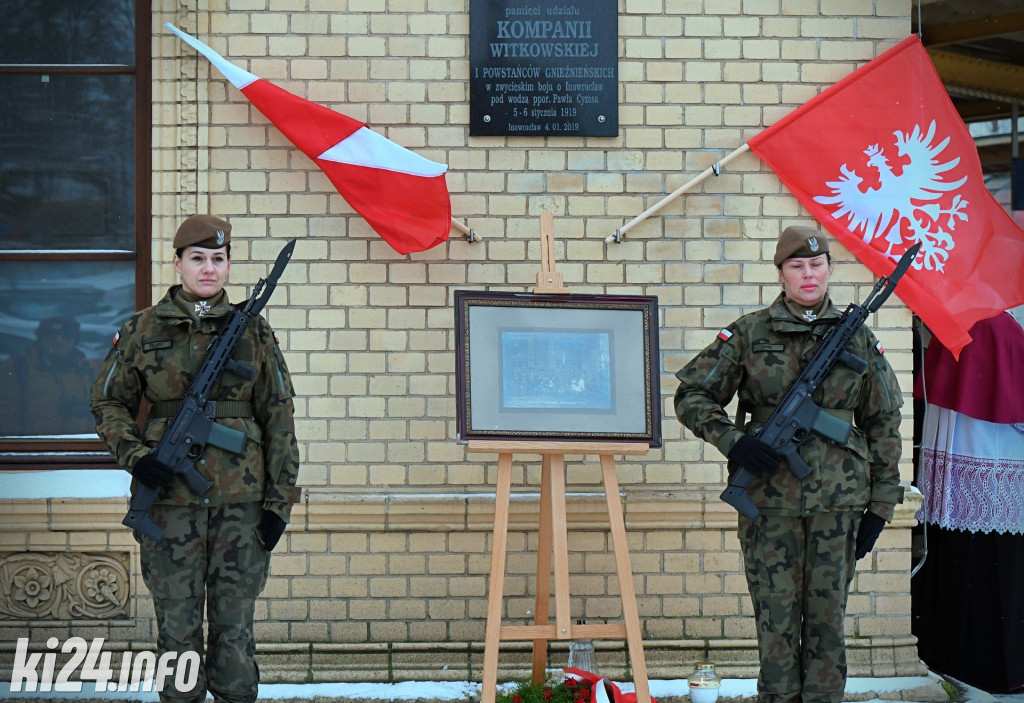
top-left (167, 23), bottom-right (451, 255)
top-left (747, 35), bottom-right (1024, 359)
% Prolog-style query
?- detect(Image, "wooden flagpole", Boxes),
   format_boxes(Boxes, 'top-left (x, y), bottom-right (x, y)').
top-left (605, 142), bottom-right (751, 243)
top-left (450, 217), bottom-right (477, 242)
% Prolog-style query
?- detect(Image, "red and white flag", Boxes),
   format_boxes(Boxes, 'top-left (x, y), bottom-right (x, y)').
top-left (167, 23), bottom-right (451, 255)
top-left (748, 35), bottom-right (1024, 359)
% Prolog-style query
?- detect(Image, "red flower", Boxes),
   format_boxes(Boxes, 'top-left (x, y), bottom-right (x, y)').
top-left (543, 689), bottom-right (552, 700)
top-left (513, 696), bottom-right (522, 703)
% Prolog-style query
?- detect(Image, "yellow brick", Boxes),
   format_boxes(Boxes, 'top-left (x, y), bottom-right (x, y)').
top-left (122, 6), bottom-right (930, 681)
top-left (685, 16), bottom-right (722, 36)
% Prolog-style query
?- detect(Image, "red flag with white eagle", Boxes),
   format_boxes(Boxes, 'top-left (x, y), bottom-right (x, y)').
top-left (747, 35), bottom-right (1024, 359)
top-left (166, 23), bottom-right (451, 255)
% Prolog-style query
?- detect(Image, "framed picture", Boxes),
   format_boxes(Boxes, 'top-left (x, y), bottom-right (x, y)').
top-left (454, 290), bottom-right (661, 446)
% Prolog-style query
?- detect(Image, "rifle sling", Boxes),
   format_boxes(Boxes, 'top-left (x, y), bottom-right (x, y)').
top-left (149, 400), bottom-right (254, 420)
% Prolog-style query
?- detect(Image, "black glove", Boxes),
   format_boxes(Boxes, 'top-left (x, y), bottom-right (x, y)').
top-left (728, 435), bottom-right (782, 477)
top-left (132, 454), bottom-right (174, 490)
top-left (855, 511), bottom-right (886, 559)
top-left (256, 511), bottom-right (287, 551)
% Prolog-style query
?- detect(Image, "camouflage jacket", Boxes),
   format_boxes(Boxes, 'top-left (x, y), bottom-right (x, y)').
top-left (91, 286), bottom-right (301, 522)
top-left (674, 293), bottom-right (903, 521)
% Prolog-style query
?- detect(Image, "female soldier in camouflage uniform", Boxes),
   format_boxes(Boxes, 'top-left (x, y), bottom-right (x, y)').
top-left (674, 226), bottom-right (903, 703)
top-left (91, 214), bottom-right (300, 703)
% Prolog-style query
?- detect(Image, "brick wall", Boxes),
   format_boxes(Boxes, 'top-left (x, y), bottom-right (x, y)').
top-left (0, 0), bottom-right (926, 686)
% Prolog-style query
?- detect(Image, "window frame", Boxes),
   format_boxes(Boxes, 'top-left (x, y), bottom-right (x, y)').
top-left (0, 0), bottom-right (151, 469)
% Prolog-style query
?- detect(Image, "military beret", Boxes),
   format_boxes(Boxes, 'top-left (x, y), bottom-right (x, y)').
top-left (36, 316), bottom-right (80, 339)
top-left (173, 214), bottom-right (231, 250)
top-left (774, 225), bottom-right (829, 266)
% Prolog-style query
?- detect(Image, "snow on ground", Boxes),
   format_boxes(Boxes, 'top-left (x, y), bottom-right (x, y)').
top-left (0, 676), bottom-right (963, 702)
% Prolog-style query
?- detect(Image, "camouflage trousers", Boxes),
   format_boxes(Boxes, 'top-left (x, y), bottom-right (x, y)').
top-left (137, 502), bottom-right (271, 703)
top-left (739, 511), bottom-right (861, 703)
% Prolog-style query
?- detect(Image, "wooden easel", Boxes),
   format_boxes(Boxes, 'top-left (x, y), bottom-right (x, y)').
top-left (472, 212), bottom-right (651, 703)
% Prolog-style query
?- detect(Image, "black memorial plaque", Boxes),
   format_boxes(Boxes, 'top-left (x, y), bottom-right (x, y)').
top-left (470, 0), bottom-right (618, 137)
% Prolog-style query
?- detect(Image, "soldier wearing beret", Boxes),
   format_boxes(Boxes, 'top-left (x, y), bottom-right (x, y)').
top-left (674, 226), bottom-right (903, 703)
top-left (0, 316), bottom-right (96, 436)
top-left (91, 214), bottom-right (300, 703)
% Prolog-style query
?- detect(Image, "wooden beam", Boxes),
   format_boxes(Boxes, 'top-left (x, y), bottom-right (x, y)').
top-left (927, 48), bottom-right (1024, 101)
top-left (951, 97), bottom-right (1018, 122)
top-left (921, 11), bottom-right (1024, 48)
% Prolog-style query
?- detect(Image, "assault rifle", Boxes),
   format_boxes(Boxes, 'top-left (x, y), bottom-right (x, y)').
top-left (123, 239), bottom-right (296, 540)
top-left (720, 242), bottom-right (920, 520)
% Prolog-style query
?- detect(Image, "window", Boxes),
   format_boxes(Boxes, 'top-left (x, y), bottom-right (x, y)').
top-left (0, 0), bottom-right (151, 466)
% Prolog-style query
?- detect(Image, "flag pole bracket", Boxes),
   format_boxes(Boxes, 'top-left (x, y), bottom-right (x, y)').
top-left (450, 217), bottom-right (478, 243)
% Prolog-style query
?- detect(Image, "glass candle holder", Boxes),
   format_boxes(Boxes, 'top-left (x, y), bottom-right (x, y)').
top-left (567, 639), bottom-right (597, 674)
top-left (687, 661), bottom-right (722, 703)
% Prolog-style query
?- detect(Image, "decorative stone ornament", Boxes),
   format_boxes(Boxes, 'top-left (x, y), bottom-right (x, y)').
top-left (0, 552), bottom-right (130, 620)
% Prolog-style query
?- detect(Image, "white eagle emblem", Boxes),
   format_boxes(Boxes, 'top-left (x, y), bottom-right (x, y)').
top-left (813, 120), bottom-right (969, 272)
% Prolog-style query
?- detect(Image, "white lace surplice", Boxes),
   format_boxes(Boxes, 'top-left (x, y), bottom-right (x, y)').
top-left (917, 403), bottom-right (1024, 535)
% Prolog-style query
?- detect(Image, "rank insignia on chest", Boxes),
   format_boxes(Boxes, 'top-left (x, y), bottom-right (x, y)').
top-left (802, 309), bottom-right (817, 322)
top-left (195, 300), bottom-right (211, 317)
